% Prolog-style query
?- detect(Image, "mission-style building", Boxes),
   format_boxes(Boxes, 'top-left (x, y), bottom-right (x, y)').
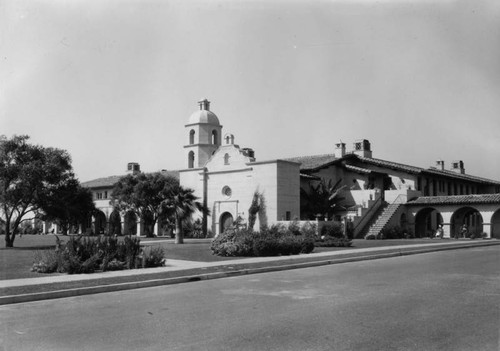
top-left (81, 99), bottom-right (500, 239)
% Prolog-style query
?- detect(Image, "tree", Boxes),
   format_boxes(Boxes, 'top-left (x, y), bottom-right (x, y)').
top-left (38, 177), bottom-right (96, 235)
top-left (163, 185), bottom-right (205, 244)
top-left (111, 172), bottom-right (179, 237)
top-left (0, 135), bottom-right (73, 247)
top-left (300, 178), bottom-right (348, 220)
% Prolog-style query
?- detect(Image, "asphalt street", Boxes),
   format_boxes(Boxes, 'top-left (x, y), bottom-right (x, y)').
top-left (1, 246), bottom-right (498, 351)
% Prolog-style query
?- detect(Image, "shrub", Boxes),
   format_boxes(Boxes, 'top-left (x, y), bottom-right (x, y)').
top-left (315, 237), bottom-right (353, 247)
top-left (184, 219), bottom-right (204, 238)
top-left (32, 250), bottom-right (60, 273)
top-left (211, 226), bottom-right (314, 257)
top-left (379, 226), bottom-right (405, 239)
top-left (31, 235), bottom-right (149, 274)
top-left (320, 222), bottom-right (344, 239)
top-left (141, 246), bottom-right (166, 268)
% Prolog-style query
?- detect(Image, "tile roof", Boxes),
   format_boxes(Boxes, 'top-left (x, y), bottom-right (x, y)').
top-left (81, 170), bottom-right (179, 189)
top-left (422, 168), bottom-right (500, 185)
top-left (355, 156), bottom-right (424, 174)
top-left (285, 153), bottom-right (500, 185)
top-left (344, 164), bottom-right (373, 174)
top-left (407, 194), bottom-right (500, 205)
top-left (284, 154), bottom-right (338, 171)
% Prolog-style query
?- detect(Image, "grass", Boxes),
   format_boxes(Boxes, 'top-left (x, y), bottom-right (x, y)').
top-left (0, 234), bottom-right (457, 281)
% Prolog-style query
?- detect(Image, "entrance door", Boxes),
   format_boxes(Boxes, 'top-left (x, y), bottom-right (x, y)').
top-left (220, 212), bottom-right (234, 234)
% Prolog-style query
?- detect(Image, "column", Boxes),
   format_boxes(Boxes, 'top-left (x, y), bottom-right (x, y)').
top-left (136, 221), bottom-right (141, 237)
top-left (154, 222), bottom-right (159, 237)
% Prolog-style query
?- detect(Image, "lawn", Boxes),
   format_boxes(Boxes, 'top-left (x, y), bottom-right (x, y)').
top-left (1, 234), bottom-right (448, 281)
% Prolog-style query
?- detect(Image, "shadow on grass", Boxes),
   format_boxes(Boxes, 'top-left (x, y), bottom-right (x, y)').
top-left (0, 246), bottom-right (56, 251)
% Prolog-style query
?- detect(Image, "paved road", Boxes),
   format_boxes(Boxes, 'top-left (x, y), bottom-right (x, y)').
top-left (1, 246), bottom-right (498, 351)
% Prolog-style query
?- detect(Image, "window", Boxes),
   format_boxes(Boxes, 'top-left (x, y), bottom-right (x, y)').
top-left (224, 153), bottom-right (230, 165)
top-left (104, 191), bottom-right (108, 199)
top-left (188, 151), bottom-right (195, 169)
top-left (212, 130), bottom-right (218, 145)
top-left (285, 211), bottom-right (291, 221)
top-left (189, 130), bottom-right (195, 145)
top-left (222, 186), bottom-right (232, 199)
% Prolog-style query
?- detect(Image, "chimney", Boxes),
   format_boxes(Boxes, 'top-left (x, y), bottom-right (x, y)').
top-left (451, 160), bottom-right (465, 174)
top-left (334, 142), bottom-right (346, 158)
top-left (242, 148), bottom-right (255, 160)
top-left (127, 162), bottom-right (141, 175)
top-left (436, 160), bottom-right (445, 170)
top-left (353, 139), bottom-right (372, 158)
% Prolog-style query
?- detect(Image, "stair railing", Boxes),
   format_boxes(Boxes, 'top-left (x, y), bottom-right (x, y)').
top-left (353, 195), bottom-right (383, 237)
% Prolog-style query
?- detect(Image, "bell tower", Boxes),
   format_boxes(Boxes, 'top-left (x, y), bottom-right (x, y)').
top-left (184, 99), bottom-right (222, 168)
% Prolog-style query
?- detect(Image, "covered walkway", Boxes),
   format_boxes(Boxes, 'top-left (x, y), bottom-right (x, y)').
top-left (406, 194), bottom-right (500, 239)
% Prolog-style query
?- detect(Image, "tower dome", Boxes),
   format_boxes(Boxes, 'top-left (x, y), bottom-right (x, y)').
top-left (188, 99), bottom-right (220, 125)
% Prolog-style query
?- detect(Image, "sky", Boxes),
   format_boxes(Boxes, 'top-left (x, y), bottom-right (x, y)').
top-left (1, 0), bottom-right (500, 182)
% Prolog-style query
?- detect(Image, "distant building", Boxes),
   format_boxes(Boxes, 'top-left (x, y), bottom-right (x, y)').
top-left (83, 99), bottom-right (500, 239)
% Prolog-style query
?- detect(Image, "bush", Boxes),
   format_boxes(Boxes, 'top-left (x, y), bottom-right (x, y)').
top-left (320, 222), bottom-right (344, 238)
top-left (211, 225), bottom-right (314, 257)
top-left (141, 246), bottom-right (166, 268)
top-left (315, 237), bottom-right (353, 247)
top-left (32, 250), bottom-right (60, 273)
top-left (31, 235), bottom-right (161, 274)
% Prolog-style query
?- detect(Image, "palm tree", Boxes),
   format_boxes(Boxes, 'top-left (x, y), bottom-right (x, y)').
top-left (301, 178), bottom-right (348, 220)
top-left (164, 186), bottom-right (204, 244)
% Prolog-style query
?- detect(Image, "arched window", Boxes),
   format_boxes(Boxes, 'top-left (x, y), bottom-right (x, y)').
top-left (224, 153), bottom-right (230, 165)
top-left (189, 130), bottom-right (195, 145)
top-left (212, 130), bottom-right (218, 145)
top-left (188, 151), bottom-right (195, 168)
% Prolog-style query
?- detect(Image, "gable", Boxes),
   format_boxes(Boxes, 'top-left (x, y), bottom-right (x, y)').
top-left (205, 144), bottom-right (254, 172)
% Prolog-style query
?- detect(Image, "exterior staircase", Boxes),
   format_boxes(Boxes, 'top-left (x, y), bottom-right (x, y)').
top-left (364, 203), bottom-right (402, 238)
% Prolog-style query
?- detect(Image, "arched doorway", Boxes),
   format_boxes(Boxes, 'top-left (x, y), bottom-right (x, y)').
top-left (400, 213), bottom-right (408, 232)
top-left (219, 212), bottom-right (234, 234)
top-left (94, 210), bottom-right (107, 235)
top-left (124, 211), bottom-right (138, 236)
top-left (142, 210), bottom-right (154, 237)
top-left (450, 207), bottom-right (483, 238)
top-left (109, 210), bottom-right (122, 236)
top-left (491, 209), bottom-right (500, 239)
top-left (414, 207), bottom-right (443, 238)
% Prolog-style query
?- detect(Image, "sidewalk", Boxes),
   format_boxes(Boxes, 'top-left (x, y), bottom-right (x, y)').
top-left (1, 240), bottom-right (498, 305)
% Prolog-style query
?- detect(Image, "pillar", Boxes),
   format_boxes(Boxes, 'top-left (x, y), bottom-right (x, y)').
top-left (43, 221), bottom-right (47, 234)
top-left (482, 223), bottom-right (491, 238)
top-left (136, 221), bottom-right (141, 237)
top-left (154, 222), bottom-right (159, 236)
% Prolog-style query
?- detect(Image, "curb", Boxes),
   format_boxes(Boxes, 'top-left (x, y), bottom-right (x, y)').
top-left (1, 241), bottom-right (498, 306)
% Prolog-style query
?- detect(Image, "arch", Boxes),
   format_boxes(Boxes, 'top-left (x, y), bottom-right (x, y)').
top-left (450, 206), bottom-right (483, 239)
top-left (414, 207), bottom-right (443, 238)
top-left (211, 130), bottom-right (218, 145)
top-left (219, 212), bottom-right (234, 234)
top-left (399, 213), bottom-right (408, 231)
top-left (188, 151), bottom-right (195, 169)
top-left (81, 214), bottom-right (93, 235)
top-left (124, 211), bottom-right (138, 236)
top-left (94, 210), bottom-right (107, 235)
top-left (142, 210), bottom-right (155, 237)
top-left (109, 210), bottom-right (122, 236)
top-left (189, 129), bottom-right (195, 145)
top-left (491, 209), bottom-right (500, 239)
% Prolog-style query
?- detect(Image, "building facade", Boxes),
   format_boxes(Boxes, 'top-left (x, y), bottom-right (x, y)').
top-left (82, 99), bottom-right (500, 239)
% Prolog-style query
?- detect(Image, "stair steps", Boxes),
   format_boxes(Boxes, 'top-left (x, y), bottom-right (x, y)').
top-left (364, 203), bottom-right (402, 238)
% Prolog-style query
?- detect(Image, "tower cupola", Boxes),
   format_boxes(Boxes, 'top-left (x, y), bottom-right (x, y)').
top-left (184, 99), bottom-right (223, 169)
